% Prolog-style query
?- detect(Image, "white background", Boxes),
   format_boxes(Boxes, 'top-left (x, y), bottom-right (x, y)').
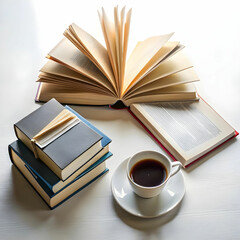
top-left (0, 0), bottom-right (240, 239)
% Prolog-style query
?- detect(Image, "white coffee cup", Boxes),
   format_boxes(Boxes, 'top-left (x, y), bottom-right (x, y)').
top-left (126, 150), bottom-right (182, 198)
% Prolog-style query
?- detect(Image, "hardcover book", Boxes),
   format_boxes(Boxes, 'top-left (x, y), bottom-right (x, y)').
top-left (14, 98), bottom-right (104, 180)
top-left (129, 98), bottom-right (238, 167)
top-left (9, 141), bottom-right (109, 209)
top-left (9, 140), bottom-right (112, 193)
top-left (36, 6), bottom-right (199, 106)
top-left (12, 104), bottom-right (111, 193)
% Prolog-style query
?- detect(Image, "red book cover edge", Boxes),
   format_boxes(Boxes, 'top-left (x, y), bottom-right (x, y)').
top-left (126, 101), bottom-right (238, 168)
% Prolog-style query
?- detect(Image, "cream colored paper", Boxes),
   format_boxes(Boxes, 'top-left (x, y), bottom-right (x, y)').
top-left (126, 67), bottom-right (199, 98)
top-left (64, 23), bottom-right (115, 88)
top-left (48, 38), bottom-right (114, 93)
top-left (123, 33), bottom-right (174, 94)
top-left (100, 8), bottom-right (118, 84)
top-left (31, 109), bottom-right (80, 158)
top-left (126, 50), bottom-right (193, 95)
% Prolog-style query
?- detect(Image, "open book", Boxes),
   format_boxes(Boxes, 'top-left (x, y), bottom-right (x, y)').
top-left (36, 6), bottom-right (199, 107)
top-left (129, 98), bottom-right (238, 167)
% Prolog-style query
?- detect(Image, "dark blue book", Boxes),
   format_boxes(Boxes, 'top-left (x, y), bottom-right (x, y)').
top-left (9, 140), bottom-right (109, 209)
top-left (9, 140), bottom-right (112, 193)
top-left (14, 99), bottom-right (105, 180)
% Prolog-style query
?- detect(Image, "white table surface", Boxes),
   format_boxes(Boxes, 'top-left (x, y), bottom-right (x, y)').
top-left (1, 0), bottom-right (240, 239)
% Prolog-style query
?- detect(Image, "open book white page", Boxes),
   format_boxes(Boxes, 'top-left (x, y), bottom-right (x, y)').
top-left (138, 102), bottom-right (221, 151)
top-left (130, 99), bottom-right (235, 165)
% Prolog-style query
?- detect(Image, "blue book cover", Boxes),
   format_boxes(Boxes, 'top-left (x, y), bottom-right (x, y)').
top-left (9, 140), bottom-right (112, 193)
top-left (9, 140), bottom-right (109, 209)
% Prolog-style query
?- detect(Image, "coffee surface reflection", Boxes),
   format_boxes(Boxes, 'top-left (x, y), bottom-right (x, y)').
top-left (130, 159), bottom-right (167, 187)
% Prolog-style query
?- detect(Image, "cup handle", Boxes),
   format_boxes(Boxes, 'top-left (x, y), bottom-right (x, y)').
top-left (170, 161), bottom-right (182, 177)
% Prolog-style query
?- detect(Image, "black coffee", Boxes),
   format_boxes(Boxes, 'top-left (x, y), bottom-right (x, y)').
top-left (130, 159), bottom-right (167, 187)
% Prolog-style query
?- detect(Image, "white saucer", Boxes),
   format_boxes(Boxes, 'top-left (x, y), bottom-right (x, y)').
top-left (111, 158), bottom-right (185, 218)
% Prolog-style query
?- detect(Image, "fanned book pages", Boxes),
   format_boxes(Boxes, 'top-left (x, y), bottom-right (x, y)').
top-left (36, 6), bottom-right (199, 107)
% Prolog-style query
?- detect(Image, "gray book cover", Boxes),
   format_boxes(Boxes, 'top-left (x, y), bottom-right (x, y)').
top-left (14, 99), bottom-right (103, 171)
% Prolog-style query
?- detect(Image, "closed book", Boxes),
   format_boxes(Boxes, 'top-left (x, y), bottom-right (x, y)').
top-left (9, 141), bottom-right (109, 209)
top-left (14, 98), bottom-right (103, 180)
top-left (9, 140), bottom-right (112, 193)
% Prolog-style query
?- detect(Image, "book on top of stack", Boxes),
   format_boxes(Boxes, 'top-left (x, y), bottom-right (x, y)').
top-left (9, 98), bottom-right (112, 209)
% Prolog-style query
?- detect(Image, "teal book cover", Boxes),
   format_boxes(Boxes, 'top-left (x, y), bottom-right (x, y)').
top-left (9, 140), bottom-right (112, 193)
top-left (9, 140), bottom-right (109, 209)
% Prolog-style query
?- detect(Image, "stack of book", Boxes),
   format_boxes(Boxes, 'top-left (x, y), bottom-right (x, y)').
top-left (9, 98), bottom-right (112, 209)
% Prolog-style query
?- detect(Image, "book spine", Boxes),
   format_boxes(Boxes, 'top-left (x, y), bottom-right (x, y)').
top-left (108, 100), bottom-right (127, 110)
top-left (9, 141), bottom-right (55, 191)
top-left (8, 144), bottom-right (14, 165)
